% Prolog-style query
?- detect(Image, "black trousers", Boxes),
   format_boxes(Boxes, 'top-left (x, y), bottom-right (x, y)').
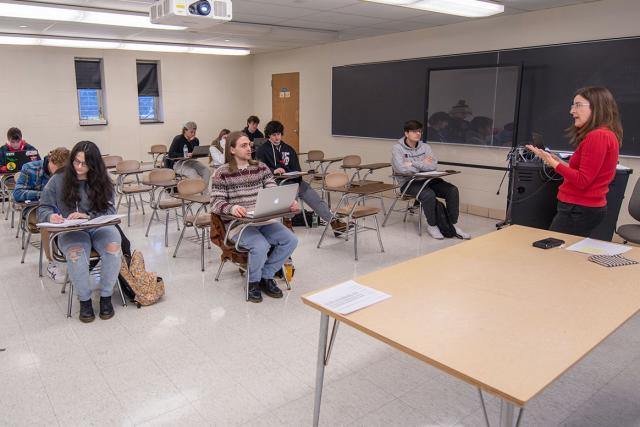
top-left (549, 201), bottom-right (607, 237)
top-left (402, 178), bottom-right (459, 226)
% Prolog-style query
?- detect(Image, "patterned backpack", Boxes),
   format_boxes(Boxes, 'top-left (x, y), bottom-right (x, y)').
top-left (119, 250), bottom-right (165, 307)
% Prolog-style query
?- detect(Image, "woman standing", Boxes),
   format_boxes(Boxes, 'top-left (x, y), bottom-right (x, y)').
top-left (527, 86), bottom-right (622, 237)
top-left (38, 141), bottom-right (122, 323)
top-left (210, 128), bottom-right (230, 168)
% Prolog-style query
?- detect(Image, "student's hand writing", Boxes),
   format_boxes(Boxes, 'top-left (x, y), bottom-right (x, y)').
top-left (290, 200), bottom-right (299, 212)
top-left (231, 205), bottom-right (247, 218)
top-left (274, 168), bottom-right (286, 175)
top-left (50, 214), bottom-right (64, 224)
top-left (67, 212), bottom-right (89, 220)
top-left (525, 145), bottom-right (559, 168)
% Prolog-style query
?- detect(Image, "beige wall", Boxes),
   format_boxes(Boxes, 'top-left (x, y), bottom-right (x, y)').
top-left (252, 0), bottom-right (640, 226)
top-left (0, 46), bottom-right (253, 161)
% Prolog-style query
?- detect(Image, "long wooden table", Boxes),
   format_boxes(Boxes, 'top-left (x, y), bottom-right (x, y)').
top-left (302, 225), bottom-right (640, 426)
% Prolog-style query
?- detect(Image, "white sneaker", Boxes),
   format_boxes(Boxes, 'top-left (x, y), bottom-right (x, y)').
top-left (454, 225), bottom-right (471, 239)
top-left (426, 225), bottom-right (444, 240)
top-left (46, 262), bottom-right (65, 284)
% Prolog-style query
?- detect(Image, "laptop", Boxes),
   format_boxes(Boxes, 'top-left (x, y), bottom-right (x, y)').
top-left (191, 145), bottom-right (210, 158)
top-left (4, 149), bottom-right (40, 172)
top-left (246, 184), bottom-right (299, 218)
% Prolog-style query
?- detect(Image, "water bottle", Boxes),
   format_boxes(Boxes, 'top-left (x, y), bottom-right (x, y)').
top-left (183, 144), bottom-right (189, 158)
top-left (312, 213), bottom-right (319, 228)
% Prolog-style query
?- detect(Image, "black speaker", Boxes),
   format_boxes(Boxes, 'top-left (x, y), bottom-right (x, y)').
top-left (509, 161), bottom-right (632, 240)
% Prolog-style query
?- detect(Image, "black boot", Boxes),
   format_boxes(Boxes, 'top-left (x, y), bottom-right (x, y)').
top-left (79, 299), bottom-right (95, 323)
top-left (247, 281), bottom-right (263, 303)
top-left (260, 278), bottom-right (283, 298)
top-left (99, 296), bottom-right (114, 320)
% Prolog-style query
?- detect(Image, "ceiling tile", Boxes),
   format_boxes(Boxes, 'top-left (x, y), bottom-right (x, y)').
top-left (295, 11), bottom-right (386, 27)
top-left (231, 1), bottom-right (317, 19)
top-left (245, 0), bottom-right (361, 11)
top-left (335, 2), bottom-right (428, 20)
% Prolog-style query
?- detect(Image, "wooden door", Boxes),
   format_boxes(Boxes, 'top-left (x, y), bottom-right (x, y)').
top-left (271, 72), bottom-right (299, 151)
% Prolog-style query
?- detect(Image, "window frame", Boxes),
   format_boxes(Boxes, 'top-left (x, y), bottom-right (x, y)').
top-left (136, 60), bottom-right (164, 124)
top-left (74, 57), bottom-right (107, 126)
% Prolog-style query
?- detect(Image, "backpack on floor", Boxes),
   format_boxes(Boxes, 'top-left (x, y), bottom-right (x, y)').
top-left (119, 250), bottom-right (165, 307)
top-left (435, 200), bottom-right (460, 239)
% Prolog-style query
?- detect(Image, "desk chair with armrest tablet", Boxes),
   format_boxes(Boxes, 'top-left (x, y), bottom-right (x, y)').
top-left (41, 223), bottom-right (128, 318)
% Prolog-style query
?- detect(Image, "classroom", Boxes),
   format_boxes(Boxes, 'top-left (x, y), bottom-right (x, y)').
top-left (1, 0), bottom-right (640, 425)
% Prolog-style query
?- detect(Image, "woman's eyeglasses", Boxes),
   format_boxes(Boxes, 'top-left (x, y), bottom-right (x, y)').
top-left (570, 102), bottom-right (590, 109)
top-left (73, 159), bottom-right (88, 167)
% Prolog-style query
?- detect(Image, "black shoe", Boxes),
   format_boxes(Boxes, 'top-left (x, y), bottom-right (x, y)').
top-left (260, 278), bottom-right (283, 298)
top-left (99, 296), bottom-right (114, 320)
top-left (79, 299), bottom-right (95, 323)
top-left (247, 281), bottom-right (263, 303)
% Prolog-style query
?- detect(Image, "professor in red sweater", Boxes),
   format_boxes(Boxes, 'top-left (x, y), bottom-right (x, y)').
top-left (527, 86), bottom-right (622, 237)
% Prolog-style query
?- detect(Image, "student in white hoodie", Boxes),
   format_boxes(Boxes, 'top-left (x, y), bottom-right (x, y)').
top-left (209, 128), bottom-right (229, 168)
top-left (391, 120), bottom-right (470, 240)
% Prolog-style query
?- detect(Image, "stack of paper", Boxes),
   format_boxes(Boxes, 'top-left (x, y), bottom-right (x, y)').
top-left (566, 238), bottom-right (632, 256)
top-left (37, 214), bottom-right (125, 228)
top-left (306, 280), bottom-right (391, 315)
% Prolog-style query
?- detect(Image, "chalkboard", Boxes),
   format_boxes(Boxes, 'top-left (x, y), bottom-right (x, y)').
top-left (332, 37), bottom-right (640, 156)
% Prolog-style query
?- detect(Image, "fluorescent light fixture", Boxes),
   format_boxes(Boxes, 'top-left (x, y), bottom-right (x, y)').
top-left (0, 35), bottom-right (250, 55)
top-left (362, 0), bottom-right (504, 18)
top-left (42, 38), bottom-right (121, 49)
top-left (0, 2), bottom-right (186, 30)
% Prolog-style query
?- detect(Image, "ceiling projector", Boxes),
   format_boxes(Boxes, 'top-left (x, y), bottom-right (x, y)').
top-left (150, 0), bottom-right (232, 28)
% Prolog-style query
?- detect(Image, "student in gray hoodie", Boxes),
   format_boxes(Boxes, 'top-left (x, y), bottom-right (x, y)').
top-left (391, 120), bottom-right (469, 240)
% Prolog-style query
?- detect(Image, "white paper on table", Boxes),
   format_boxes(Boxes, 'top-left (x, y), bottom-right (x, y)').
top-left (566, 238), bottom-right (632, 256)
top-left (36, 219), bottom-right (88, 228)
top-left (415, 171), bottom-right (446, 177)
top-left (84, 214), bottom-right (126, 225)
top-left (306, 280), bottom-right (391, 315)
top-left (281, 171), bottom-right (303, 176)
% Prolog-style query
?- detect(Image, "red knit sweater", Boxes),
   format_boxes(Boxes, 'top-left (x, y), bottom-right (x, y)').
top-left (555, 128), bottom-right (619, 207)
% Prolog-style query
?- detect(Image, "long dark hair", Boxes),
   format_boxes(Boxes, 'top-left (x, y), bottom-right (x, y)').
top-left (565, 86), bottom-right (623, 146)
top-left (225, 131), bottom-right (257, 173)
top-left (62, 141), bottom-right (114, 212)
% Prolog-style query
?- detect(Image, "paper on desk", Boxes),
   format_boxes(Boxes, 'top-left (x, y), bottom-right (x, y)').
top-left (36, 214), bottom-right (125, 228)
top-left (415, 171), bottom-right (446, 177)
top-left (281, 171), bottom-right (303, 176)
top-left (306, 280), bottom-right (391, 315)
top-left (36, 219), bottom-right (88, 228)
top-left (84, 214), bottom-right (125, 225)
top-left (566, 238), bottom-right (632, 256)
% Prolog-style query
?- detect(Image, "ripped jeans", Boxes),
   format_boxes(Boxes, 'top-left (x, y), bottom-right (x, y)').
top-left (57, 226), bottom-right (122, 301)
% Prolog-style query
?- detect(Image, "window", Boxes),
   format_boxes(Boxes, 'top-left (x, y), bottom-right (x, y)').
top-left (136, 61), bottom-right (162, 123)
top-left (74, 58), bottom-right (106, 125)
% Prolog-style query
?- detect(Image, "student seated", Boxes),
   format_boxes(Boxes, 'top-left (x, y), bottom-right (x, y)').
top-left (391, 120), bottom-right (470, 240)
top-left (210, 131), bottom-right (298, 303)
top-left (255, 120), bottom-right (348, 236)
top-left (209, 128), bottom-right (230, 169)
top-left (242, 115), bottom-right (264, 142)
top-left (0, 127), bottom-right (39, 172)
top-left (38, 141), bottom-right (122, 323)
top-left (14, 147), bottom-right (70, 283)
top-left (167, 121), bottom-right (211, 191)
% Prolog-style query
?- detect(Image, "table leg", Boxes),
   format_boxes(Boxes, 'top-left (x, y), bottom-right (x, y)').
top-left (499, 399), bottom-right (524, 427)
top-left (313, 313), bottom-right (330, 427)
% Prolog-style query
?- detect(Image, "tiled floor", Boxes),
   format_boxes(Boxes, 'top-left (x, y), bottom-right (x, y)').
top-left (1, 201), bottom-right (640, 426)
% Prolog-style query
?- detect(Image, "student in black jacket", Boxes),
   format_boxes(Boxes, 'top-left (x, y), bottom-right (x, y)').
top-left (167, 121), bottom-right (211, 192)
top-left (242, 115), bottom-right (264, 142)
top-left (256, 120), bottom-right (347, 235)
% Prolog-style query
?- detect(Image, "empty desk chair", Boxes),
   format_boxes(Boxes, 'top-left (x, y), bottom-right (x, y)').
top-left (144, 168), bottom-right (182, 247)
top-left (114, 160), bottom-right (151, 226)
top-left (318, 172), bottom-right (384, 261)
top-left (173, 178), bottom-right (211, 271)
top-left (149, 144), bottom-right (168, 168)
top-left (617, 178), bottom-right (640, 244)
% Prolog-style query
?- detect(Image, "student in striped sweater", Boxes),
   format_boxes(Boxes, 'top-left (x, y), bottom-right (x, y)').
top-left (210, 131), bottom-right (299, 303)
